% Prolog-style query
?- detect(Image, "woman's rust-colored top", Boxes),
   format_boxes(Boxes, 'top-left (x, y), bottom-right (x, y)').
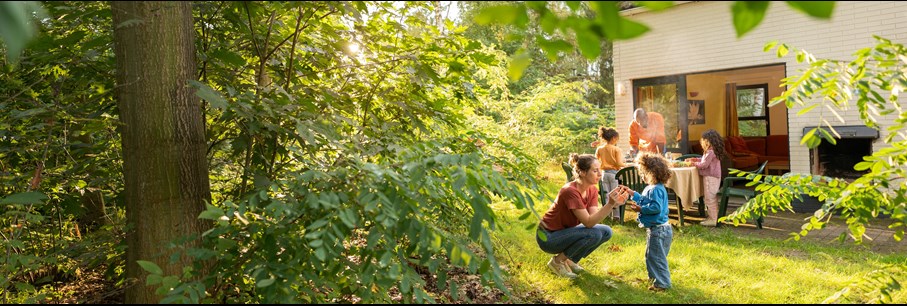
top-left (540, 181), bottom-right (599, 231)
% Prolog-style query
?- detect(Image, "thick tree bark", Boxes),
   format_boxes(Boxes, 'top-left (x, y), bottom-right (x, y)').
top-left (111, 2), bottom-right (211, 303)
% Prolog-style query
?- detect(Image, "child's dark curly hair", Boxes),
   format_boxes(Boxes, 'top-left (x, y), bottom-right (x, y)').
top-left (635, 152), bottom-right (672, 185)
top-left (701, 129), bottom-right (729, 162)
top-left (598, 127), bottom-right (619, 143)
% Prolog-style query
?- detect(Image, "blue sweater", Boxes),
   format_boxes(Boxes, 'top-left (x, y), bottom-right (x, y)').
top-left (632, 183), bottom-right (669, 227)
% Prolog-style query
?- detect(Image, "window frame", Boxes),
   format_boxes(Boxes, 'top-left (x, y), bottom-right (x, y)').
top-left (736, 84), bottom-right (770, 137)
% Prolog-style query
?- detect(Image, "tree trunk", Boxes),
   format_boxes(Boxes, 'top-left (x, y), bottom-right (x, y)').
top-left (111, 2), bottom-right (211, 303)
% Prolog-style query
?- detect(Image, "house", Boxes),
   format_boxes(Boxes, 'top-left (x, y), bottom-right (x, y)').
top-left (612, 1), bottom-right (907, 177)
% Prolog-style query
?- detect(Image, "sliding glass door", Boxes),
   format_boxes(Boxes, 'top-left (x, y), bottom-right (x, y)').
top-left (632, 75), bottom-right (688, 153)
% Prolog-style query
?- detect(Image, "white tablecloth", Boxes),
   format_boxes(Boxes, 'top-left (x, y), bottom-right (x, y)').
top-left (666, 166), bottom-right (702, 208)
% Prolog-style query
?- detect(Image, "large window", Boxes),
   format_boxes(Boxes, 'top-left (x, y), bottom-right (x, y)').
top-left (736, 84), bottom-right (768, 137)
top-left (634, 74), bottom-right (687, 153)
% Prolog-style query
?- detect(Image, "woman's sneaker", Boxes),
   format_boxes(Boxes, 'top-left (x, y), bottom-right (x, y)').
top-left (547, 257), bottom-right (577, 279)
top-left (566, 259), bottom-right (585, 273)
top-left (701, 219), bottom-right (717, 227)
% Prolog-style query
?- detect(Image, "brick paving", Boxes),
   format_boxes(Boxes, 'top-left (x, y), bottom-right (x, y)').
top-left (670, 197), bottom-right (905, 255)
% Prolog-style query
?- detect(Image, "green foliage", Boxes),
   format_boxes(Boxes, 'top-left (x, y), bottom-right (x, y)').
top-left (158, 133), bottom-right (542, 303)
top-left (824, 263), bottom-right (907, 304)
top-left (719, 36), bottom-right (907, 303)
top-left (0, 1), bottom-right (46, 63)
top-left (125, 1), bottom-right (543, 303)
top-left (1, 2), bottom-right (124, 302)
top-left (498, 78), bottom-right (613, 163)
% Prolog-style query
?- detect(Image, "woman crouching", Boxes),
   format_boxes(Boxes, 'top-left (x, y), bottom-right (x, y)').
top-left (536, 153), bottom-right (630, 278)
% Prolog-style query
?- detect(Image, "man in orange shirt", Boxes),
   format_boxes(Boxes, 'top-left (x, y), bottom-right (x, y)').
top-left (629, 108), bottom-right (666, 155)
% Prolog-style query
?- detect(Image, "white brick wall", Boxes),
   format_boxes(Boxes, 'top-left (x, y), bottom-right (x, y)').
top-left (614, 1), bottom-right (907, 174)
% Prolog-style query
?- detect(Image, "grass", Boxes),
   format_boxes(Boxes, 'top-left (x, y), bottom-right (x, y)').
top-left (489, 162), bottom-right (907, 304)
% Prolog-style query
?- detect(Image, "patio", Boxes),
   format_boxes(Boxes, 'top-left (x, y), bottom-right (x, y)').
top-left (656, 196), bottom-right (905, 255)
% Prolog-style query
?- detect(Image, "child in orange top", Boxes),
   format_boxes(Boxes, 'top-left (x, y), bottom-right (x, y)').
top-left (595, 127), bottom-right (625, 220)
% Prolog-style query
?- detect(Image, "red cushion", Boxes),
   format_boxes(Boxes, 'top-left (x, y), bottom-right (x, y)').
top-left (765, 135), bottom-right (789, 157)
top-left (727, 136), bottom-right (749, 153)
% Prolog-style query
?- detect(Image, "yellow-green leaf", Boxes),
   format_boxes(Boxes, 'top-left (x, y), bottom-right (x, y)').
top-left (732, 1), bottom-right (770, 38)
top-left (785, 1), bottom-right (835, 18)
top-left (763, 40), bottom-right (778, 52)
top-left (636, 1), bottom-right (675, 11)
top-left (507, 51), bottom-right (532, 82)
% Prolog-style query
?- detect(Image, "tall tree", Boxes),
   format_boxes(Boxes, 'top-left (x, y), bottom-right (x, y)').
top-left (111, 2), bottom-right (210, 303)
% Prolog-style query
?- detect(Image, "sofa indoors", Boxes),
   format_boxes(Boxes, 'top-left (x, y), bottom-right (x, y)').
top-left (690, 135), bottom-right (789, 170)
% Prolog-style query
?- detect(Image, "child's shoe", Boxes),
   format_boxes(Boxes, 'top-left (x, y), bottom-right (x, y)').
top-left (701, 219), bottom-right (717, 227)
top-left (647, 285), bottom-right (668, 292)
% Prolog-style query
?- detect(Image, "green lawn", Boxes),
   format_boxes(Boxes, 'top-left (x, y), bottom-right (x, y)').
top-left (490, 163), bottom-right (907, 304)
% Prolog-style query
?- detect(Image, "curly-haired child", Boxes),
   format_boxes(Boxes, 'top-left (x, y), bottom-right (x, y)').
top-left (625, 152), bottom-right (673, 291)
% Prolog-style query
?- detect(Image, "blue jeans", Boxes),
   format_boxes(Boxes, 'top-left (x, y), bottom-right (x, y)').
top-left (536, 224), bottom-right (613, 263)
top-left (646, 223), bottom-right (673, 289)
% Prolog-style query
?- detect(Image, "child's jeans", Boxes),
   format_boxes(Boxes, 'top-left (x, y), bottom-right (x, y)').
top-left (602, 170), bottom-right (619, 219)
top-left (703, 176), bottom-right (720, 221)
top-left (645, 223), bottom-right (673, 289)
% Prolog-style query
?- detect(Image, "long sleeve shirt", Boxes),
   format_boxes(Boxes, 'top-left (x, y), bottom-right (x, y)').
top-left (645, 112), bottom-right (667, 146)
top-left (628, 120), bottom-right (647, 150)
top-left (632, 183), bottom-right (669, 227)
top-left (694, 148), bottom-right (722, 179)
top-left (629, 112), bottom-right (667, 153)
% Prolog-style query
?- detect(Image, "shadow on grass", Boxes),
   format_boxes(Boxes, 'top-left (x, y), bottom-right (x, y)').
top-left (496, 212), bottom-right (907, 303)
top-left (570, 268), bottom-right (721, 304)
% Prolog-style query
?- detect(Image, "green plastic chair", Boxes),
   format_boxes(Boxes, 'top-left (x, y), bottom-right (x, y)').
top-left (613, 166), bottom-right (648, 223)
top-left (713, 161), bottom-right (768, 228)
top-left (561, 162), bottom-right (573, 183)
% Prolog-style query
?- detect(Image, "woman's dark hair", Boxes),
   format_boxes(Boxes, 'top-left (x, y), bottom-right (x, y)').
top-left (701, 129), bottom-right (729, 163)
top-left (634, 152), bottom-right (672, 185)
top-left (569, 153), bottom-right (598, 181)
top-left (598, 127), bottom-right (619, 142)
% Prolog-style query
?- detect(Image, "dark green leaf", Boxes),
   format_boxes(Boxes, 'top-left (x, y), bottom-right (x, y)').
top-left (256, 278), bottom-right (276, 288)
top-left (518, 211), bottom-right (531, 220)
top-left (0, 192), bottom-right (48, 205)
top-left (136, 260), bottom-right (163, 275)
top-left (189, 80), bottom-right (228, 109)
top-left (210, 49), bottom-right (246, 67)
top-left (146, 274), bottom-right (162, 285)
top-left (575, 29), bottom-right (602, 59)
